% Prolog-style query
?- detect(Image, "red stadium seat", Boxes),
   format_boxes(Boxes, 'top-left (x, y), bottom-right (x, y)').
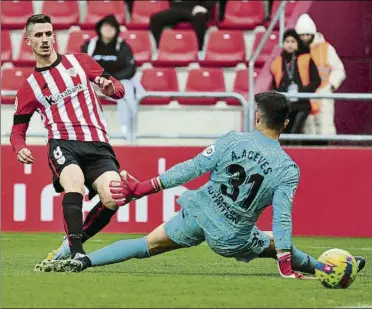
top-left (1, 67), bottom-right (34, 104)
top-left (201, 30), bottom-right (246, 67)
top-left (251, 31), bottom-right (279, 67)
top-left (226, 69), bottom-right (261, 106)
top-left (140, 68), bottom-right (178, 105)
top-left (270, 1), bottom-right (298, 29)
top-left (178, 68), bottom-right (225, 105)
top-left (271, 1), bottom-right (297, 20)
top-left (41, 0), bottom-right (79, 30)
top-left (1, 31), bottom-right (12, 64)
top-left (65, 29), bottom-right (96, 54)
top-left (120, 30), bottom-right (152, 66)
top-left (1, 0), bottom-right (34, 29)
top-left (13, 34), bottom-right (59, 67)
top-left (128, 0), bottom-right (170, 30)
top-left (218, 1), bottom-right (265, 30)
top-left (154, 30), bottom-right (198, 67)
top-left (80, 0), bottom-right (127, 29)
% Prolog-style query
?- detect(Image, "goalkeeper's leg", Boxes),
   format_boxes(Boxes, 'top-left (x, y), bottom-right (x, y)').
top-left (258, 231), bottom-right (318, 274)
top-left (234, 230), bottom-right (318, 275)
top-left (254, 231), bottom-right (365, 274)
top-left (37, 208), bottom-right (205, 272)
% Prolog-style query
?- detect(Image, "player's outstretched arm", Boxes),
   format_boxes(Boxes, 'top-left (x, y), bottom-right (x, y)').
top-left (94, 75), bottom-right (125, 99)
top-left (76, 53), bottom-right (125, 99)
top-left (110, 140), bottom-right (224, 205)
top-left (272, 164), bottom-right (303, 278)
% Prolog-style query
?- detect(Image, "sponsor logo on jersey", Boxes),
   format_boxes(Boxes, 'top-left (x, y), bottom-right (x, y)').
top-left (207, 186), bottom-right (242, 224)
top-left (44, 83), bottom-right (84, 105)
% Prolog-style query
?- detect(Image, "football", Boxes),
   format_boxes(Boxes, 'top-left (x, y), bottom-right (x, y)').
top-left (315, 248), bottom-right (358, 289)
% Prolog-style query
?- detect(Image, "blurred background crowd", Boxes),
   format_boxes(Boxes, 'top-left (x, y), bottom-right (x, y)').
top-left (1, 0), bottom-right (371, 144)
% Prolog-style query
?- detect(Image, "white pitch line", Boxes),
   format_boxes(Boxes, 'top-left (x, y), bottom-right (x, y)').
top-left (339, 305), bottom-right (372, 308)
top-left (199, 243), bottom-right (372, 251)
top-left (308, 246), bottom-right (372, 251)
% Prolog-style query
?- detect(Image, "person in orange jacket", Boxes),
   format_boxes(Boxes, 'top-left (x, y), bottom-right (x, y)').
top-left (296, 14), bottom-right (346, 135)
top-left (271, 29), bottom-right (321, 133)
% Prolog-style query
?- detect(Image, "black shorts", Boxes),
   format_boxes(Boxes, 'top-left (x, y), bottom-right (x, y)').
top-left (48, 139), bottom-right (120, 199)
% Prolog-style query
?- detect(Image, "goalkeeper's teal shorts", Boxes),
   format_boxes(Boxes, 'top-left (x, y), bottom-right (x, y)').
top-left (164, 207), bottom-right (270, 263)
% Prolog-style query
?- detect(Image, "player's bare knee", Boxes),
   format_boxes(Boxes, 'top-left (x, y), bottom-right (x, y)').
top-left (93, 171), bottom-right (121, 210)
top-left (146, 223), bottom-right (180, 254)
top-left (59, 164), bottom-right (85, 195)
top-left (100, 193), bottom-right (118, 210)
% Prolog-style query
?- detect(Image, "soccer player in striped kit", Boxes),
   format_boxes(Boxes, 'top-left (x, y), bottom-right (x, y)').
top-left (10, 14), bottom-right (126, 262)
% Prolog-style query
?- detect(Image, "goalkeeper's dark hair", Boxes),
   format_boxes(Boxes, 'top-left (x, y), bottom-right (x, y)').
top-left (255, 91), bottom-right (291, 131)
top-left (25, 14), bottom-right (52, 34)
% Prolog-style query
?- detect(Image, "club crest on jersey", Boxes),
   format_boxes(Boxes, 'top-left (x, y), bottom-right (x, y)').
top-left (203, 145), bottom-right (215, 157)
top-left (67, 67), bottom-right (77, 77)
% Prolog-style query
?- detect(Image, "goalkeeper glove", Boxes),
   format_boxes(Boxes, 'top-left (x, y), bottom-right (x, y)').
top-left (277, 252), bottom-right (304, 279)
top-left (109, 170), bottom-right (163, 206)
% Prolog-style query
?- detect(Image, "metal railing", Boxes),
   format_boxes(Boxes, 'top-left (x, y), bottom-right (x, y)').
top-left (279, 92), bottom-right (372, 142)
top-left (132, 91), bottom-right (249, 142)
top-left (282, 92), bottom-right (372, 100)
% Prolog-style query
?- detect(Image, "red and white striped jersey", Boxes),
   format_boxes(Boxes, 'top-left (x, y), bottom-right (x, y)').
top-left (11, 53), bottom-right (125, 151)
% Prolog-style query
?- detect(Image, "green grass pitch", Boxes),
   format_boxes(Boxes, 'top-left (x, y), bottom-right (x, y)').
top-left (1, 233), bottom-right (371, 308)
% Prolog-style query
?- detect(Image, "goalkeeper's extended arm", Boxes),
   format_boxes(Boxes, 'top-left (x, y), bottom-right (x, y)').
top-left (110, 145), bottom-right (220, 204)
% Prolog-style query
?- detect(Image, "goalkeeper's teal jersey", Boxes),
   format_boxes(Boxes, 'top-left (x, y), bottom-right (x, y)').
top-left (159, 130), bottom-right (300, 250)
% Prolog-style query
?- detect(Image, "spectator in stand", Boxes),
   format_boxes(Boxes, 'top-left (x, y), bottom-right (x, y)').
top-left (271, 29), bottom-right (321, 134)
top-left (150, 0), bottom-right (216, 60)
top-left (295, 13), bottom-right (346, 135)
top-left (82, 15), bottom-right (137, 137)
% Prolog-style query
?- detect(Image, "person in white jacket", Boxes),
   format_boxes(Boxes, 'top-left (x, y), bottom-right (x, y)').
top-left (295, 14), bottom-right (346, 135)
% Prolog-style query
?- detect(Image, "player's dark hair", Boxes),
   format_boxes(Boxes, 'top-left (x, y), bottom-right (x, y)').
top-left (25, 14), bottom-right (52, 34)
top-left (255, 91), bottom-right (291, 131)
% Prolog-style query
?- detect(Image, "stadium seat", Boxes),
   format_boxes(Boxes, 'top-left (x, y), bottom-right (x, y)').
top-left (201, 30), bottom-right (245, 67)
top-left (1, 67), bottom-right (34, 104)
top-left (1, 0), bottom-right (34, 29)
top-left (120, 30), bottom-right (152, 66)
top-left (178, 68), bottom-right (225, 105)
top-left (1, 31), bottom-right (12, 64)
top-left (154, 30), bottom-right (198, 67)
top-left (127, 0), bottom-right (170, 30)
top-left (226, 69), bottom-right (261, 106)
top-left (140, 68), bottom-right (178, 105)
top-left (80, 0), bottom-right (127, 29)
top-left (218, 1), bottom-right (265, 30)
top-left (251, 31), bottom-right (279, 67)
top-left (271, 1), bottom-right (297, 20)
top-left (41, 0), bottom-right (79, 30)
top-left (65, 29), bottom-right (96, 54)
top-left (270, 1), bottom-right (298, 29)
top-left (13, 35), bottom-right (59, 67)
